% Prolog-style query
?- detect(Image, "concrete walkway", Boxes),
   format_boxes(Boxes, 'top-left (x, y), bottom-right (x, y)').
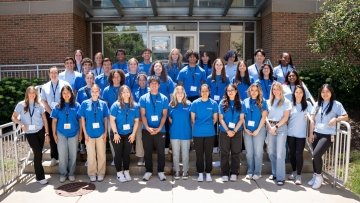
top-left (1, 173), bottom-right (359, 203)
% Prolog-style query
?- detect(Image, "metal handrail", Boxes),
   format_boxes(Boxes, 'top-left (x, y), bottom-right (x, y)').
top-left (0, 63), bottom-right (63, 81)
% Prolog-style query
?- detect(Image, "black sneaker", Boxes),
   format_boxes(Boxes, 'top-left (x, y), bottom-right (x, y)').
top-left (277, 180), bottom-right (285, 186)
top-left (174, 172), bottom-right (180, 180)
top-left (182, 172), bottom-right (189, 180)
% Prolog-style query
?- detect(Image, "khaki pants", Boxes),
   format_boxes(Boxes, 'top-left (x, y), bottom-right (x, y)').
top-left (135, 121), bottom-right (144, 158)
top-left (86, 136), bottom-right (106, 176)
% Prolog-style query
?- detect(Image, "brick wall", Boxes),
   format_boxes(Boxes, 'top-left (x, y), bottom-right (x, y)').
top-left (0, 13), bottom-right (87, 65)
top-left (261, 12), bottom-right (321, 69)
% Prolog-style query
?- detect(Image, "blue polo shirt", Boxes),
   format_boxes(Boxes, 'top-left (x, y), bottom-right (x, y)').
top-left (256, 79), bottom-right (273, 100)
top-left (218, 100), bottom-right (243, 133)
top-left (76, 86), bottom-right (91, 105)
top-left (110, 102), bottom-right (139, 136)
top-left (177, 65), bottom-right (206, 97)
top-left (168, 101), bottom-right (192, 140)
top-left (158, 76), bottom-right (175, 100)
top-left (139, 92), bottom-right (168, 132)
top-left (312, 101), bottom-right (347, 135)
top-left (206, 75), bottom-right (230, 103)
top-left (201, 64), bottom-right (212, 77)
top-left (59, 70), bottom-right (82, 89)
top-left (51, 102), bottom-right (80, 137)
top-left (102, 85), bottom-right (120, 108)
top-left (166, 63), bottom-right (182, 83)
top-left (232, 77), bottom-right (254, 100)
top-left (112, 62), bottom-right (128, 73)
top-left (288, 102), bottom-right (313, 138)
top-left (14, 101), bottom-right (45, 134)
top-left (78, 99), bottom-right (109, 138)
top-left (273, 65), bottom-right (295, 84)
top-left (95, 73), bottom-right (109, 92)
top-left (139, 62), bottom-right (151, 75)
top-left (190, 98), bottom-right (218, 137)
top-left (125, 73), bottom-right (140, 93)
top-left (242, 98), bottom-right (268, 132)
top-left (73, 74), bottom-right (86, 92)
top-left (134, 87), bottom-right (149, 103)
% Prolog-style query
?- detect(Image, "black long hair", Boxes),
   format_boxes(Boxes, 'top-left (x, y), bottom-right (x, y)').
top-left (292, 85), bottom-right (308, 111)
top-left (259, 63), bottom-right (274, 81)
top-left (150, 60), bottom-right (169, 82)
top-left (221, 84), bottom-right (242, 113)
top-left (316, 84), bottom-right (336, 115)
top-left (284, 70), bottom-right (301, 85)
top-left (234, 60), bottom-right (251, 85)
top-left (210, 58), bottom-right (227, 83)
top-left (58, 85), bottom-right (76, 109)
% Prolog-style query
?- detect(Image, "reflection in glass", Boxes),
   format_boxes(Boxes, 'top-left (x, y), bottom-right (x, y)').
top-left (104, 23), bottom-right (147, 32)
top-left (175, 36), bottom-right (195, 59)
top-left (149, 23), bottom-right (197, 31)
top-left (199, 22), bottom-right (243, 31)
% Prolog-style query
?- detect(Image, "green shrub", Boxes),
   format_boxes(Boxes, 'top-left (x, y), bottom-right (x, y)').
top-left (0, 78), bottom-right (45, 125)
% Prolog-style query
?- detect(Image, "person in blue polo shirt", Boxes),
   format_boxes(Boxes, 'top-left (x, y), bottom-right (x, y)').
top-left (12, 86), bottom-right (50, 185)
top-left (218, 84), bottom-right (244, 182)
top-left (166, 48), bottom-right (183, 83)
top-left (307, 84), bottom-right (348, 189)
top-left (168, 85), bottom-right (192, 180)
top-left (139, 48), bottom-right (152, 75)
top-left (51, 85), bottom-right (81, 183)
top-left (73, 57), bottom-right (92, 94)
top-left (133, 73), bottom-right (149, 103)
top-left (76, 72), bottom-right (94, 105)
top-left (78, 84), bottom-right (110, 182)
top-left (256, 63), bottom-right (275, 101)
top-left (190, 84), bottom-right (218, 182)
top-left (95, 58), bottom-right (112, 92)
top-left (177, 50), bottom-right (206, 102)
top-left (139, 75), bottom-right (168, 181)
top-left (125, 58), bottom-right (140, 94)
top-left (110, 85), bottom-right (139, 183)
top-left (206, 58), bottom-right (230, 104)
top-left (232, 60), bottom-right (254, 100)
top-left (112, 49), bottom-right (128, 73)
top-left (243, 83), bottom-right (268, 180)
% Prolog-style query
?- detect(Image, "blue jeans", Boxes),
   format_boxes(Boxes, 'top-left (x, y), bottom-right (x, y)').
top-left (244, 127), bottom-right (266, 176)
top-left (266, 125), bottom-right (287, 181)
top-left (171, 139), bottom-right (191, 173)
top-left (57, 132), bottom-right (78, 177)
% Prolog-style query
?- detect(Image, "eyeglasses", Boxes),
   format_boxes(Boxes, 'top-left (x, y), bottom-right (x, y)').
top-left (227, 89), bottom-right (236, 93)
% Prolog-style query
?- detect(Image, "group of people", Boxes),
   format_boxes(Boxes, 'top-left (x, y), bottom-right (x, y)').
top-left (11, 48), bottom-right (348, 190)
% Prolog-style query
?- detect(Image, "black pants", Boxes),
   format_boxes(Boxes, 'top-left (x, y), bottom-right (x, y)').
top-left (312, 132), bottom-right (332, 174)
top-left (287, 136), bottom-right (306, 175)
top-left (213, 123), bottom-right (219, 148)
top-left (26, 128), bottom-right (45, 181)
top-left (45, 112), bottom-right (58, 160)
top-left (165, 118), bottom-right (170, 149)
top-left (219, 131), bottom-right (242, 176)
top-left (142, 130), bottom-right (165, 173)
top-left (111, 134), bottom-right (132, 171)
top-left (193, 136), bottom-right (214, 173)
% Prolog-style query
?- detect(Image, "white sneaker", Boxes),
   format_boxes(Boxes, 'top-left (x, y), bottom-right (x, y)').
top-left (252, 174), bottom-right (262, 180)
top-left (197, 173), bottom-right (204, 182)
top-left (50, 158), bottom-right (58, 166)
top-left (37, 179), bottom-right (48, 185)
top-left (288, 171), bottom-right (296, 180)
top-left (68, 176), bottom-right (75, 182)
top-left (143, 172), bottom-right (152, 181)
top-left (307, 173), bottom-right (316, 186)
top-left (206, 173), bottom-right (212, 182)
top-left (158, 172), bottom-right (166, 181)
top-left (222, 176), bottom-right (229, 182)
top-left (295, 175), bottom-right (302, 185)
top-left (97, 175), bottom-right (104, 182)
top-left (59, 176), bottom-right (66, 183)
top-left (230, 174), bottom-right (237, 182)
top-left (117, 171), bottom-right (126, 183)
top-left (312, 174), bottom-right (323, 189)
top-left (89, 176), bottom-right (96, 182)
top-left (245, 174), bottom-right (253, 180)
top-left (137, 157), bottom-right (145, 166)
top-left (124, 170), bottom-right (132, 181)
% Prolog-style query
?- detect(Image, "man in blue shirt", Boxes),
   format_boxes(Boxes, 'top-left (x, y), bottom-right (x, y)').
top-left (95, 58), bottom-right (112, 92)
top-left (139, 75), bottom-right (168, 181)
top-left (139, 48), bottom-right (152, 75)
top-left (112, 49), bottom-right (128, 73)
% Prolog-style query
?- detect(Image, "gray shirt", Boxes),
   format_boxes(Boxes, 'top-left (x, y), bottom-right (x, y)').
top-left (288, 102), bottom-right (313, 138)
top-left (14, 101), bottom-right (45, 134)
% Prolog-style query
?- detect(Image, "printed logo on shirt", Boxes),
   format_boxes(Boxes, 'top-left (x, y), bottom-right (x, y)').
top-left (207, 108), bottom-right (213, 110)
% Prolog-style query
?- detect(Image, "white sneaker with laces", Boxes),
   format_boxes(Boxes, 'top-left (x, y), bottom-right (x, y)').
top-left (89, 176), bottom-right (96, 182)
top-left (245, 174), bottom-right (253, 180)
top-left (158, 172), bottom-right (166, 181)
top-left (288, 171), bottom-right (296, 180)
top-left (68, 176), bottom-right (75, 182)
top-left (50, 158), bottom-right (58, 166)
top-left (59, 176), bottom-right (66, 183)
top-left (295, 175), bottom-right (302, 185)
top-left (307, 173), bottom-right (316, 186)
top-left (312, 174), bottom-right (323, 189)
top-left (143, 172), bottom-right (152, 181)
top-left (222, 176), bottom-right (229, 182)
top-left (230, 174), bottom-right (237, 182)
top-left (37, 179), bottom-right (48, 185)
top-left (197, 173), bottom-right (204, 182)
top-left (117, 171), bottom-right (126, 183)
top-left (252, 174), bottom-right (262, 180)
top-left (97, 175), bottom-right (104, 182)
top-left (206, 173), bottom-right (212, 182)
top-left (124, 170), bottom-right (132, 181)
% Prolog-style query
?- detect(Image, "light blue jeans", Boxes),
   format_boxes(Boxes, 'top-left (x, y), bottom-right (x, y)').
top-left (171, 139), bottom-right (191, 173)
top-left (266, 125), bottom-right (288, 181)
top-left (57, 132), bottom-right (78, 177)
top-left (244, 127), bottom-right (266, 176)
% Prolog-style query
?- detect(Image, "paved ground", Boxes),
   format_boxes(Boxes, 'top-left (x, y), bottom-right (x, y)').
top-left (0, 173), bottom-right (359, 203)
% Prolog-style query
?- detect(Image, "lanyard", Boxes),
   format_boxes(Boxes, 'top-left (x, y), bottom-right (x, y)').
top-left (320, 102), bottom-right (330, 123)
top-left (103, 75), bottom-right (108, 85)
top-left (85, 87), bottom-right (91, 99)
top-left (124, 104), bottom-right (129, 123)
top-left (281, 65), bottom-right (288, 79)
top-left (129, 74), bottom-right (136, 90)
top-left (255, 64), bottom-right (260, 74)
top-left (230, 103), bottom-right (235, 123)
top-left (95, 67), bottom-right (102, 76)
top-left (92, 101), bottom-right (99, 122)
top-left (250, 99), bottom-right (256, 121)
top-left (65, 105), bottom-right (69, 123)
top-left (51, 81), bottom-right (59, 101)
top-left (29, 103), bottom-right (35, 124)
top-left (150, 94), bottom-right (159, 112)
top-left (261, 79), bottom-right (270, 96)
top-left (190, 66), bottom-right (196, 85)
top-left (112, 86), bottom-right (119, 99)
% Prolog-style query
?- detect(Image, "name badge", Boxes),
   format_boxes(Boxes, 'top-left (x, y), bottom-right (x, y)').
top-left (92, 122), bottom-right (100, 129)
top-left (228, 122), bottom-right (235, 129)
top-left (151, 115), bottom-right (159, 122)
top-left (248, 120), bottom-right (255, 127)
top-left (28, 125), bottom-right (36, 131)
top-left (64, 123), bottom-right (71, 129)
top-left (123, 124), bottom-right (130, 130)
top-left (190, 86), bottom-right (197, 92)
top-left (51, 102), bottom-right (58, 109)
top-left (214, 95), bottom-right (220, 101)
top-left (317, 123), bottom-right (325, 129)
